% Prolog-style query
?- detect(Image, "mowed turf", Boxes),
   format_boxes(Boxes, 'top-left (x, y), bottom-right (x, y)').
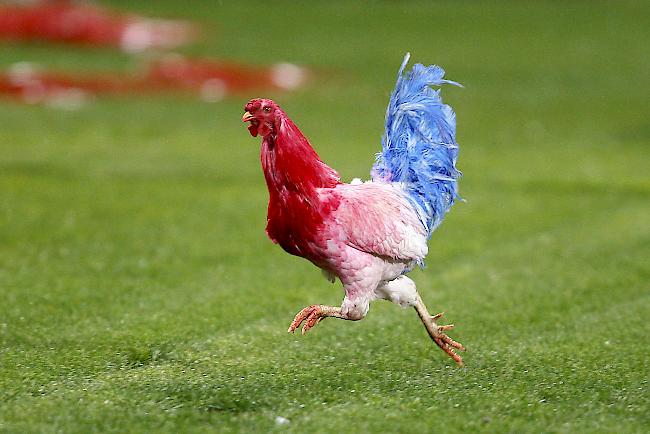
top-left (1, 1), bottom-right (648, 432)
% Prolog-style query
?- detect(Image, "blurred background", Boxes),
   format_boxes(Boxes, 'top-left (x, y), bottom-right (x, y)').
top-left (1, 1), bottom-right (648, 432)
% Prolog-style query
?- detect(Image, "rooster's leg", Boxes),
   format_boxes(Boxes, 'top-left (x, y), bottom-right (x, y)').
top-left (287, 304), bottom-right (349, 335)
top-left (413, 293), bottom-right (465, 366)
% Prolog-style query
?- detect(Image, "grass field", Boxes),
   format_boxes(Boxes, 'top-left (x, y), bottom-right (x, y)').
top-left (1, 1), bottom-right (649, 432)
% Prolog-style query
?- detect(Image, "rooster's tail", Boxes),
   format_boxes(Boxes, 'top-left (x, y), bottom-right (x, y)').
top-left (371, 53), bottom-right (462, 237)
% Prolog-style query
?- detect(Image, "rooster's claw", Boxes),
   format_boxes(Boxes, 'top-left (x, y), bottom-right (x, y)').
top-left (288, 304), bottom-right (342, 335)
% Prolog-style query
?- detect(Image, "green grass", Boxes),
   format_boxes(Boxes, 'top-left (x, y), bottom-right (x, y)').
top-left (1, 1), bottom-right (649, 432)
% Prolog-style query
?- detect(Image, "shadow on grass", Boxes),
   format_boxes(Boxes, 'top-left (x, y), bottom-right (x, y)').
top-left (0, 161), bottom-right (78, 180)
top-left (122, 338), bottom-right (462, 416)
top-left (123, 344), bottom-right (174, 368)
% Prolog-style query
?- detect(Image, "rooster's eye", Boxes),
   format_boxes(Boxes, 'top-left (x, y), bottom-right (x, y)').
top-left (263, 107), bottom-right (271, 113)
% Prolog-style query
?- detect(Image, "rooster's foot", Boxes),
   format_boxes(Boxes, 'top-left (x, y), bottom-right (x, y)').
top-left (414, 297), bottom-right (466, 366)
top-left (287, 304), bottom-right (343, 335)
top-left (428, 312), bottom-right (465, 365)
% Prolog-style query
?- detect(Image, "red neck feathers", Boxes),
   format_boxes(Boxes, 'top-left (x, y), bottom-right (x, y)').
top-left (260, 109), bottom-right (341, 257)
top-left (261, 113), bottom-right (340, 194)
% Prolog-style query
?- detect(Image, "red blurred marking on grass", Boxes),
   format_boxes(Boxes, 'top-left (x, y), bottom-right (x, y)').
top-left (0, 1), bottom-right (197, 52)
top-left (0, 57), bottom-right (308, 106)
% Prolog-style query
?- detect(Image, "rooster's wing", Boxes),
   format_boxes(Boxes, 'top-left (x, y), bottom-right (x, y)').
top-left (325, 182), bottom-right (428, 263)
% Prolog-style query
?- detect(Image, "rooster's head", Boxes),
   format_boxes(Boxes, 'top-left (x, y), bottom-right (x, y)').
top-left (242, 98), bottom-right (281, 137)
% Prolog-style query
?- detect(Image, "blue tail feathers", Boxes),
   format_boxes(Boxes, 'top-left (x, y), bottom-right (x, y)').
top-left (371, 53), bottom-right (462, 236)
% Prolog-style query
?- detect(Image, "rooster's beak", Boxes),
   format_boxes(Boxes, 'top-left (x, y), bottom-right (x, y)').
top-left (242, 111), bottom-right (254, 122)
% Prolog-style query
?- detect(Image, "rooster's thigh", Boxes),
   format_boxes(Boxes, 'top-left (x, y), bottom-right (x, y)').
top-left (375, 275), bottom-right (418, 308)
top-left (336, 259), bottom-right (385, 321)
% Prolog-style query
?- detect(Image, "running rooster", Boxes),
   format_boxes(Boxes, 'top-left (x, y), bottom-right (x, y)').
top-left (242, 54), bottom-right (465, 365)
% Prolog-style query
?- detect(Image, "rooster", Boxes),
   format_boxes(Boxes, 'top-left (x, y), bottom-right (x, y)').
top-left (242, 54), bottom-right (465, 365)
